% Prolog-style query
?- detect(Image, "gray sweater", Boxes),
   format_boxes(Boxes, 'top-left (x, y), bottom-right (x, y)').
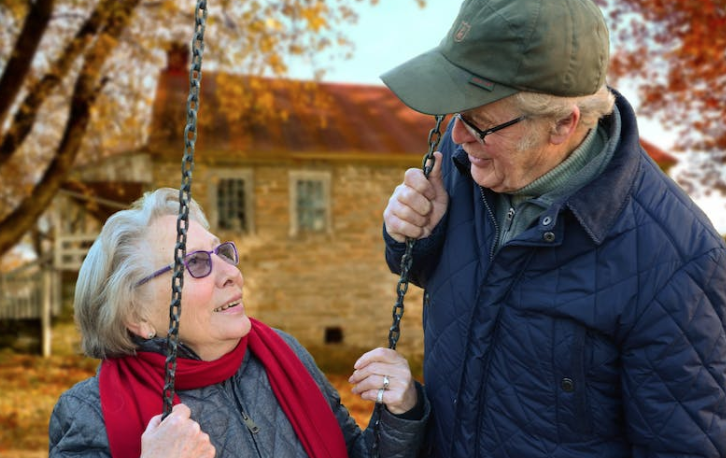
top-left (49, 330), bottom-right (429, 457)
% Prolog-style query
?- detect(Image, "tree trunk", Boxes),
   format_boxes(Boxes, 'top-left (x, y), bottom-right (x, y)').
top-left (0, 0), bottom-right (54, 129)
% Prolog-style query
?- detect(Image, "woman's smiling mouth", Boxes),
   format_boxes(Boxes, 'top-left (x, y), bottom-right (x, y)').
top-left (213, 300), bottom-right (240, 312)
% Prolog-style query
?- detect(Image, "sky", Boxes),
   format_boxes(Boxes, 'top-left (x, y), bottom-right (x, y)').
top-left (289, 1), bottom-right (726, 234)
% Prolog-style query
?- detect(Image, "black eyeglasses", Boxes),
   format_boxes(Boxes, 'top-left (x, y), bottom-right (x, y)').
top-left (136, 241), bottom-right (239, 286)
top-left (455, 113), bottom-right (526, 144)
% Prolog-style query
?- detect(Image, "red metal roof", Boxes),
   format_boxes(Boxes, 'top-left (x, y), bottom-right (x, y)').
top-left (148, 73), bottom-right (448, 159)
top-left (640, 138), bottom-right (677, 168)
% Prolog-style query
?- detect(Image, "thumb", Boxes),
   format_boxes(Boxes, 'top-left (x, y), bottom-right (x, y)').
top-left (170, 403), bottom-right (191, 419)
top-left (145, 413), bottom-right (162, 432)
top-left (425, 151), bottom-right (446, 196)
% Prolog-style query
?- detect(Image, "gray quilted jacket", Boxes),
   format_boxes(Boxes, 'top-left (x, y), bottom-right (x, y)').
top-left (49, 330), bottom-right (429, 457)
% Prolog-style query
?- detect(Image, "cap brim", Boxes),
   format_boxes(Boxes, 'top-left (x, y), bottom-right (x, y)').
top-left (380, 48), bottom-right (519, 115)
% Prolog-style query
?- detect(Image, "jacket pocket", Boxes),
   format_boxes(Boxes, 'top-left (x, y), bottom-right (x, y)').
top-left (554, 319), bottom-right (592, 440)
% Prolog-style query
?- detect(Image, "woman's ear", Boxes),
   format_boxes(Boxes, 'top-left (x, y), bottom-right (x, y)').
top-left (549, 106), bottom-right (581, 145)
top-left (126, 319), bottom-right (156, 340)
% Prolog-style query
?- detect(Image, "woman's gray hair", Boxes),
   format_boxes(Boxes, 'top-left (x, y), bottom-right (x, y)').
top-left (74, 188), bottom-right (209, 359)
top-left (512, 84), bottom-right (616, 131)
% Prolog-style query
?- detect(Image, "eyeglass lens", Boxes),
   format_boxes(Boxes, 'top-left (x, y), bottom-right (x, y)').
top-left (185, 242), bottom-right (238, 278)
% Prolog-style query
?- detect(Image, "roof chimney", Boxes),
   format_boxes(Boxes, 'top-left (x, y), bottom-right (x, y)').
top-left (165, 43), bottom-right (189, 75)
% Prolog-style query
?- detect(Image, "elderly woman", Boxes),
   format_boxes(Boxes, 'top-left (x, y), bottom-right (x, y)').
top-left (49, 187), bottom-right (428, 458)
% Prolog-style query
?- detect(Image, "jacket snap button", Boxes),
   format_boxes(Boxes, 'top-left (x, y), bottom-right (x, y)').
top-left (561, 377), bottom-right (575, 392)
top-left (542, 216), bottom-right (552, 226)
top-left (543, 231), bottom-right (556, 242)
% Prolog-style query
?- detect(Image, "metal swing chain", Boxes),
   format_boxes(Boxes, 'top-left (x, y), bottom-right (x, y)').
top-left (162, 0), bottom-right (208, 419)
top-left (371, 114), bottom-right (446, 456)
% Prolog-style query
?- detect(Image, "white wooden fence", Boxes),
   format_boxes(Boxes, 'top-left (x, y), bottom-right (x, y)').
top-left (0, 257), bottom-right (60, 356)
top-left (54, 234), bottom-right (97, 271)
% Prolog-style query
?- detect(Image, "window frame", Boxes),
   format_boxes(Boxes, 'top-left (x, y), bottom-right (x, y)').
top-left (288, 170), bottom-right (332, 236)
top-left (207, 169), bottom-right (255, 234)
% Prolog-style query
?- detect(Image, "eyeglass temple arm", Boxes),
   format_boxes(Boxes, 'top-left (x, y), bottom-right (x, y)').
top-left (137, 265), bottom-right (173, 286)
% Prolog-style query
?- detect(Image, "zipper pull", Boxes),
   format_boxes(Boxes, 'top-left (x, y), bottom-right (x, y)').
top-left (240, 410), bottom-right (260, 434)
top-left (506, 207), bottom-right (515, 231)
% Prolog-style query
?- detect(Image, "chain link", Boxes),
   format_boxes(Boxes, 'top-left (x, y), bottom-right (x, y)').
top-left (371, 114), bottom-right (446, 456)
top-left (162, 0), bottom-right (208, 420)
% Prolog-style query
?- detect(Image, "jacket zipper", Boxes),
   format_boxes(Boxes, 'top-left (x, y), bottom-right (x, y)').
top-left (223, 379), bottom-right (263, 456)
top-left (479, 186), bottom-right (499, 259)
top-left (505, 207), bottom-right (516, 231)
top-left (449, 186), bottom-right (505, 457)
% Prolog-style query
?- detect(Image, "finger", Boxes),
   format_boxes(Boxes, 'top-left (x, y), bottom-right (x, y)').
top-left (390, 196), bottom-right (432, 227)
top-left (360, 373), bottom-right (410, 396)
top-left (350, 364), bottom-right (410, 394)
top-left (361, 384), bottom-right (408, 407)
top-left (389, 180), bottom-right (434, 220)
top-left (423, 151), bottom-right (447, 206)
top-left (357, 386), bottom-right (387, 404)
top-left (350, 372), bottom-right (390, 394)
top-left (352, 355), bottom-right (407, 383)
top-left (384, 188), bottom-right (429, 242)
top-left (200, 439), bottom-right (216, 458)
top-left (408, 151), bottom-right (445, 198)
top-left (383, 201), bottom-right (406, 243)
top-left (376, 387), bottom-right (385, 404)
top-left (427, 151), bottom-right (444, 181)
top-left (403, 168), bottom-right (438, 204)
top-left (429, 151), bottom-right (448, 204)
top-left (144, 413), bottom-right (163, 433)
top-left (384, 196), bottom-right (431, 234)
top-left (383, 212), bottom-right (427, 242)
top-left (353, 347), bottom-right (396, 370)
top-left (169, 403), bottom-right (192, 420)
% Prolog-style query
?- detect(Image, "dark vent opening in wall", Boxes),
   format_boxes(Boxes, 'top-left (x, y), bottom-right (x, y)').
top-left (324, 326), bottom-right (343, 344)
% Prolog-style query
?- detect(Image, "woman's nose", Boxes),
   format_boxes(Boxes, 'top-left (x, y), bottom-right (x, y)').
top-left (216, 254), bottom-right (241, 286)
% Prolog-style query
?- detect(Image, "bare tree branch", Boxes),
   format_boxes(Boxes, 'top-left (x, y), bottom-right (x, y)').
top-left (0, 0), bottom-right (118, 168)
top-left (0, 0), bottom-right (54, 128)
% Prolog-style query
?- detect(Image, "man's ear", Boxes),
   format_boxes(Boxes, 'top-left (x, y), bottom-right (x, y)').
top-left (549, 106), bottom-right (581, 145)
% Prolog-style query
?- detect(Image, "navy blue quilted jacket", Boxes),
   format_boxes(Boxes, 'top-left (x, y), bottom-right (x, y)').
top-left (384, 92), bottom-right (726, 457)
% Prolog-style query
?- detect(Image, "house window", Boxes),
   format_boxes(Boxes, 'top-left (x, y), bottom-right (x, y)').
top-left (217, 179), bottom-right (247, 231)
top-left (297, 180), bottom-right (326, 230)
top-left (289, 171), bottom-right (331, 236)
top-left (324, 326), bottom-right (343, 344)
top-left (208, 169), bottom-right (254, 233)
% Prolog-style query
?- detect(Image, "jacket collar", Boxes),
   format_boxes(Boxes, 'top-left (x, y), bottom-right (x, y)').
top-left (452, 89), bottom-right (643, 245)
top-left (565, 90), bottom-right (641, 244)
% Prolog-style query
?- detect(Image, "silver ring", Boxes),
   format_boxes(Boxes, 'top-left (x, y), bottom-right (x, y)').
top-left (376, 387), bottom-right (385, 404)
top-left (382, 375), bottom-right (390, 390)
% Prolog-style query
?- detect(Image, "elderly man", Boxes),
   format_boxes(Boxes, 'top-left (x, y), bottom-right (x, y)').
top-left (380, 0), bottom-right (726, 456)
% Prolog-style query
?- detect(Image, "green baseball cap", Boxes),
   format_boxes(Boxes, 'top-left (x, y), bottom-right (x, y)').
top-left (381, 0), bottom-right (610, 115)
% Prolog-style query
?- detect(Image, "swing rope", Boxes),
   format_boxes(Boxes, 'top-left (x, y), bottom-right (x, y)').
top-left (162, 0), bottom-right (208, 420)
top-left (371, 114), bottom-right (445, 457)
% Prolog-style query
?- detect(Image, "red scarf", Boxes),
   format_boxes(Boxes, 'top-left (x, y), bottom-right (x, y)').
top-left (99, 318), bottom-right (348, 458)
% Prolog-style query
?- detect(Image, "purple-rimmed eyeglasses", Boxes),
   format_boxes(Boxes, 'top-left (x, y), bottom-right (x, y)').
top-left (455, 113), bottom-right (526, 144)
top-left (136, 241), bottom-right (239, 286)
